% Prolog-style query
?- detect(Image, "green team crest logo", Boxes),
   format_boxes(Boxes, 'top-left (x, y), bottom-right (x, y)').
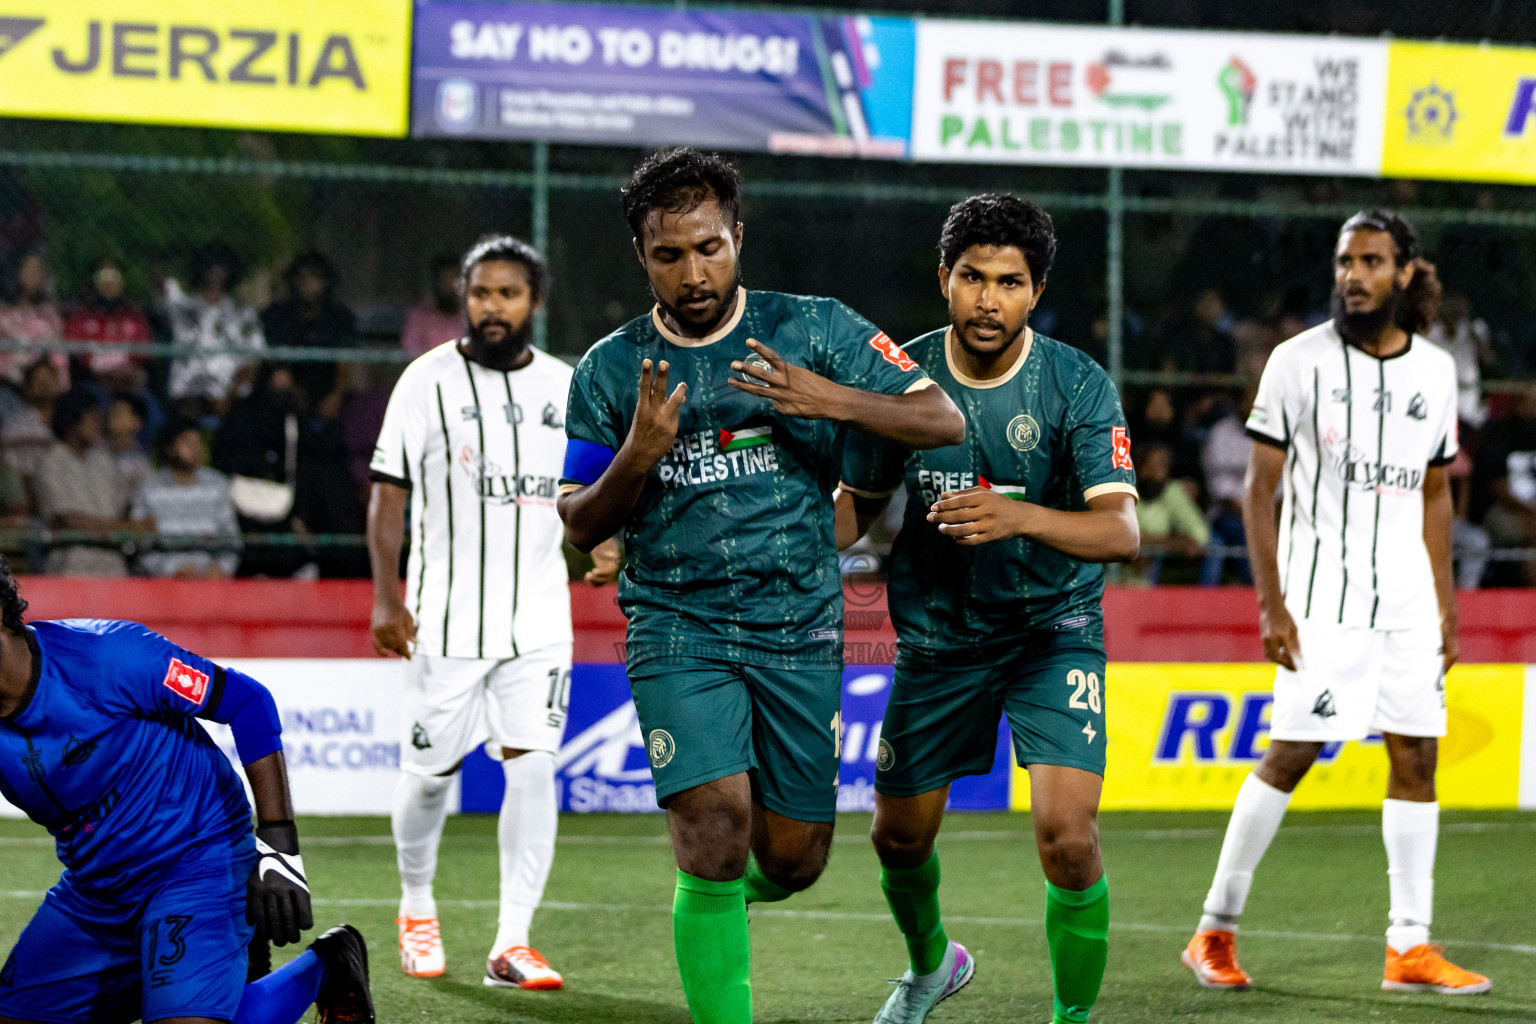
top-left (648, 729), bottom-right (676, 769)
top-left (876, 738), bottom-right (895, 772)
top-left (1007, 413), bottom-right (1041, 452)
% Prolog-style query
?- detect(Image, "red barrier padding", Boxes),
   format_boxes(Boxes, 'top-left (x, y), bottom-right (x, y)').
top-left (15, 577), bottom-right (1536, 663)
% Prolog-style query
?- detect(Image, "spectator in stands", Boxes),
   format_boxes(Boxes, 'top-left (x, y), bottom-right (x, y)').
top-left (2, 358), bottom-right (64, 484)
top-left (261, 250), bottom-right (357, 419)
top-left (63, 257), bottom-right (153, 395)
top-left (36, 389), bottom-right (148, 576)
top-left (1198, 391), bottom-right (1254, 585)
top-left (400, 254), bottom-right (463, 357)
top-left (1134, 387), bottom-right (1201, 480)
top-left (1471, 389), bottom-right (1536, 586)
top-left (1149, 287), bottom-right (1238, 375)
top-left (1426, 291), bottom-right (1494, 430)
top-left (132, 421), bottom-right (239, 579)
top-left (0, 249), bottom-right (67, 389)
top-left (1131, 441), bottom-right (1208, 585)
top-left (107, 395), bottom-right (152, 500)
top-left (212, 363), bottom-right (306, 578)
top-left (1447, 447), bottom-right (1489, 589)
top-left (163, 241), bottom-right (265, 415)
top-left (339, 362), bottom-right (393, 506)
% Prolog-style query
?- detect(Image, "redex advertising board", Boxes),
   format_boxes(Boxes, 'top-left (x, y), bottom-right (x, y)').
top-left (0, 0), bottom-right (411, 135)
top-left (911, 21), bottom-right (1386, 176)
top-left (411, 1), bottom-right (914, 156)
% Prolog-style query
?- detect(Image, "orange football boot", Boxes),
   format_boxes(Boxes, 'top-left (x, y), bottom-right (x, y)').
top-left (397, 916), bottom-right (446, 978)
top-left (1182, 930), bottom-right (1252, 990)
top-left (1383, 944), bottom-right (1490, 994)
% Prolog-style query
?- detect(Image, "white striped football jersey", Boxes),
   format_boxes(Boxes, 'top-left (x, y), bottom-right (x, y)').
top-left (1246, 321), bottom-right (1457, 631)
top-left (371, 341), bottom-right (574, 659)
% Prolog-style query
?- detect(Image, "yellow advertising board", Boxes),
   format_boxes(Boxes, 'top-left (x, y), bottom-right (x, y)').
top-left (1011, 664), bottom-right (1523, 811)
top-left (0, 1), bottom-right (410, 136)
top-left (1382, 41), bottom-right (1536, 184)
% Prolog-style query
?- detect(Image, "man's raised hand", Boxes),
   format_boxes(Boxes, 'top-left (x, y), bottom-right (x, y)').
top-left (728, 339), bottom-right (843, 420)
top-left (625, 359), bottom-right (687, 468)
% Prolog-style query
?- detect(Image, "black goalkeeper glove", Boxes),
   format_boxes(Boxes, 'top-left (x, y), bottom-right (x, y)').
top-left (247, 820), bottom-right (313, 947)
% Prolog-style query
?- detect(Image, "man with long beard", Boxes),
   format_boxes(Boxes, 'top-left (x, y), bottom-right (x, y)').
top-left (1182, 209), bottom-right (1490, 995)
top-left (367, 236), bottom-right (618, 989)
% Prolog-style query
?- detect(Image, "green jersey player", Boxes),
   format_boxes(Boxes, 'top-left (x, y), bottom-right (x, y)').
top-left (839, 194), bottom-right (1139, 1024)
top-left (556, 148), bottom-right (964, 1024)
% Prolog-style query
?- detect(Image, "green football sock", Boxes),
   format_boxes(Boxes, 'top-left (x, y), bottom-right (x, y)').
top-left (743, 856), bottom-right (794, 905)
top-left (672, 870), bottom-right (752, 1024)
top-left (881, 849), bottom-right (949, 976)
top-left (1045, 875), bottom-right (1109, 1024)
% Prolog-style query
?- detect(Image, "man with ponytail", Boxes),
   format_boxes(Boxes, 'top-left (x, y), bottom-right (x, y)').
top-left (1182, 209), bottom-right (1490, 995)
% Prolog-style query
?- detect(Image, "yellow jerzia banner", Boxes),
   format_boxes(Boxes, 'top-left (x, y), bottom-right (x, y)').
top-left (1011, 664), bottom-right (1523, 811)
top-left (1382, 41), bottom-right (1536, 184)
top-left (0, 1), bottom-right (410, 136)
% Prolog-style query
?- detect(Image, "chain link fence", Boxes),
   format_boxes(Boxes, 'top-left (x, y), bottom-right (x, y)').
top-left (0, 116), bottom-right (1533, 582)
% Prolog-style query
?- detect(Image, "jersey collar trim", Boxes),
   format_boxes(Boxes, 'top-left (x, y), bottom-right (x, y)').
top-left (1331, 320), bottom-right (1417, 362)
top-left (651, 288), bottom-right (747, 348)
top-left (1, 627), bottom-right (41, 722)
top-left (944, 326), bottom-right (1033, 390)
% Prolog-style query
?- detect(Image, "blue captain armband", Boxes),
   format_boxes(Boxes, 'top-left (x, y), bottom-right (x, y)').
top-left (562, 438), bottom-right (618, 487)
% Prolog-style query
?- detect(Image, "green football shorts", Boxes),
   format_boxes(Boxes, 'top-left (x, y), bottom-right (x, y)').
top-left (875, 633), bottom-right (1108, 797)
top-left (626, 655), bottom-right (843, 822)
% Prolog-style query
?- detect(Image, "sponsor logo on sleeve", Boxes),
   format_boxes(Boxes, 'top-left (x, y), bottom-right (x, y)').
top-left (868, 332), bottom-right (918, 372)
top-left (162, 658), bottom-right (211, 706)
top-left (1112, 426), bottom-right (1133, 470)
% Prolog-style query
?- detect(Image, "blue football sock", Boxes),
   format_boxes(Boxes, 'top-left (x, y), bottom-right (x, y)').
top-left (234, 948), bottom-right (325, 1024)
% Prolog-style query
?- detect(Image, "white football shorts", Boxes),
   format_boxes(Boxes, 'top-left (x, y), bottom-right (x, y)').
top-left (1269, 621), bottom-right (1446, 742)
top-left (400, 643), bottom-right (573, 775)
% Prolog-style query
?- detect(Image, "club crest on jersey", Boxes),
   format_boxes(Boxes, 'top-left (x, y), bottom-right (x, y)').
top-left (647, 729), bottom-right (676, 769)
top-left (1407, 393), bottom-right (1428, 421)
top-left (1007, 413), bottom-right (1040, 452)
top-left (1112, 426), bottom-right (1134, 470)
top-left (541, 402), bottom-right (564, 429)
top-left (162, 658), bottom-right (210, 706)
top-left (868, 332), bottom-right (918, 372)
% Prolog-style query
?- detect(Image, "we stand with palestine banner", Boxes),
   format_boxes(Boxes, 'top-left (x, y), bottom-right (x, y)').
top-left (910, 23), bottom-right (1387, 176)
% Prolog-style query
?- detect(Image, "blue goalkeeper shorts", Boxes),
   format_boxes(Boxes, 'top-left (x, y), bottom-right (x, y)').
top-left (0, 843), bottom-right (257, 1024)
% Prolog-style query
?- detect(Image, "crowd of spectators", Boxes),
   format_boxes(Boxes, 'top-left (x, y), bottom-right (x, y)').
top-left (2, 232), bottom-right (1534, 587)
top-left (0, 243), bottom-right (465, 579)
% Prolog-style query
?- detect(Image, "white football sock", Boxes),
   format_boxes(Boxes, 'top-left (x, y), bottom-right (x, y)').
top-left (393, 772), bottom-right (454, 919)
top-left (491, 751), bottom-right (558, 955)
top-left (1383, 798), bottom-right (1438, 953)
top-left (1198, 773), bottom-right (1292, 933)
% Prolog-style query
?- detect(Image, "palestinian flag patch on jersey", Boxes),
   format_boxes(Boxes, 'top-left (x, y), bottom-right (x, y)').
top-left (980, 476), bottom-right (1028, 500)
top-left (720, 426), bottom-right (772, 452)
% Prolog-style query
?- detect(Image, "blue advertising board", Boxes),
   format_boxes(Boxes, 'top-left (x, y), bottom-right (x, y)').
top-left (461, 662), bottom-right (1010, 813)
top-left (412, 1), bottom-right (913, 156)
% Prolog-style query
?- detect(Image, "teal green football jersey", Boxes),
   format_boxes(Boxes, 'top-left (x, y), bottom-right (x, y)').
top-left (843, 327), bottom-right (1137, 657)
top-left (563, 290), bottom-right (928, 666)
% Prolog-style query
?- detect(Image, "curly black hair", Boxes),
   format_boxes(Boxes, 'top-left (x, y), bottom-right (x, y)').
top-left (621, 148), bottom-right (743, 241)
top-left (939, 193), bottom-right (1057, 285)
top-left (457, 234), bottom-right (551, 305)
top-left (0, 555), bottom-right (27, 635)
top-left (188, 240), bottom-right (243, 291)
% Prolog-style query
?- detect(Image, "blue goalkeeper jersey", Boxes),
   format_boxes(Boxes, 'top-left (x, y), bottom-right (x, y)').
top-left (0, 620), bottom-right (255, 895)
